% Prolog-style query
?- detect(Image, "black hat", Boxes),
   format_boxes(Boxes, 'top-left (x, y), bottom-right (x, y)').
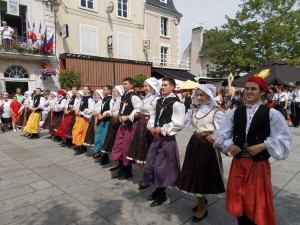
top-left (295, 81), bottom-right (300, 85)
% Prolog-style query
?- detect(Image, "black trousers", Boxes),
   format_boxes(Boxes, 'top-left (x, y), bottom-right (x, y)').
top-left (237, 213), bottom-right (256, 225)
top-left (291, 102), bottom-right (300, 127)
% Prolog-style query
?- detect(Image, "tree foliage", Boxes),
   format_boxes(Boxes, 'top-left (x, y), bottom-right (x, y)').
top-left (203, 0), bottom-right (300, 77)
top-left (58, 69), bottom-right (83, 89)
top-left (133, 74), bottom-right (148, 87)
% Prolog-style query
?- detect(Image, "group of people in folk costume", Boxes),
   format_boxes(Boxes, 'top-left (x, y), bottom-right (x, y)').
top-left (17, 75), bottom-right (292, 225)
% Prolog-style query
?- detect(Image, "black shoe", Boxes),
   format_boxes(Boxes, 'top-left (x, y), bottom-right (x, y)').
top-left (53, 136), bottom-right (62, 142)
top-left (73, 146), bottom-right (80, 150)
top-left (100, 153), bottom-right (109, 165)
top-left (147, 189), bottom-right (159, 201)
top-left (74, 147), bottom-right (87, 156)
top-left (192, 199), bottom-right (208, 212)
top-left (60, 142), bottom-right (67, 147)
top-left (111, 163), bottom-right (124, 179)
top-left (192, 210), bottom-right (208, 222)
top-left (150, 192), bottom-right (167, 207)
top-left (29, 134), bottom-right (40, 139)
top-left (109, 166), bottom-right (119, 171)
top-left (118, 165), bottom-right (133, 180)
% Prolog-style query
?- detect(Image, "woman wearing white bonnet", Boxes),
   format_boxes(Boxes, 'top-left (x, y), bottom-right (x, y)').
top-left (17, 91), bottom-right (32, 130)
top-left (100, 85), bottom-right (124, 167)
top-left (127, 77), bottom-right (160, 190)
top-left (84, 89), bottom-right (103, 148)
top-left (177, 83), bottom-right (226, 222)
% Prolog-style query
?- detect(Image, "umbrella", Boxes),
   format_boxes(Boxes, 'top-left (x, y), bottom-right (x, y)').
top-left (179, 80), bottom-right (199, 90)
top-left (232, 59), bottom-right (300, 87)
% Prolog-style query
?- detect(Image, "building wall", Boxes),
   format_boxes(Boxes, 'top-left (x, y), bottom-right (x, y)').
top-left (55, 0), bottom-right (145, 61)
top-left (145, 9), bottom-right (182, 68)
top-left (0, 0), bottom-right (58, 94)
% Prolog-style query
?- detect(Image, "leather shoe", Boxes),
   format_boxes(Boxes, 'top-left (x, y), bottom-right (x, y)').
top-left (150, 193), bottom-right (167, 207)
top-left (29, 134), bottom-right (40, 139)
top-left (100, 153), bottom-right (109, 165)
top-left (192, 198), bottom-right (208, 212)
top-left (147, 189), bottom-right (159, 201)
top-left (192, 210), bottom-right (208, 222)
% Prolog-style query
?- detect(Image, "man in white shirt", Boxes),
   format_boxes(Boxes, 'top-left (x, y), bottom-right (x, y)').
top-left (1, 21), bottom-right (14, 47)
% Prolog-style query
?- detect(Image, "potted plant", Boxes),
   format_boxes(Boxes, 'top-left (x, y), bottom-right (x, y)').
top-left (58, 69), bottom-right (83, 89)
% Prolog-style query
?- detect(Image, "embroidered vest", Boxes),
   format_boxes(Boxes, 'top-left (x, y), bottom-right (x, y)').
top-left (154, 97), bottom-right (179, 127)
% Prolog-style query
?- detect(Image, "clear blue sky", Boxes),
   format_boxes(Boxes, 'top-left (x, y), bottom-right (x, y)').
top-left (173, 0), bottom-right (241, 55)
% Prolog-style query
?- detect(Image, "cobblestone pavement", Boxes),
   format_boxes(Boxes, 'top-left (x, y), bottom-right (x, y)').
top-left (0, 126), bottom-right (299, 225)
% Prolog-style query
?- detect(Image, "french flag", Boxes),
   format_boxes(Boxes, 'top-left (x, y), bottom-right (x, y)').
top-left (32, 22), bottom-right (37, 43)
top-left (38, 23), bottom-right (43, 41)
top-left (26, 21), bottom-right (32, 39)
top-left (45, 32), bottom-right (54, 52)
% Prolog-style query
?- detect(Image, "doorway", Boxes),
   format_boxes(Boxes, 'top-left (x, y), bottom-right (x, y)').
top-left (5, 81), bottom-right (28, 96)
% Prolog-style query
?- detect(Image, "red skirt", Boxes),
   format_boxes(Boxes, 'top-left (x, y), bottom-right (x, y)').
top-left (226, 158), bottom-right (276, 225)
top-left (55, 113), bottom-right (75, 139)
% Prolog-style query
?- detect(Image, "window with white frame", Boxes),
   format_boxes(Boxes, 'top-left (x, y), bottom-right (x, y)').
top-left (161, 17), bottom-right (168, 36)
top-left (160, 0), bottom-right (167, 3)
top-left (117, 32), bottom-right (132, 59)
top-left (80, 24), bottom-right (98, 56)
top-left (80, 0), bottom-right (94, 10)
top-left (117, 0), bottom-right (128, 18)
top-left (160, 46), bottom-right (168, 66)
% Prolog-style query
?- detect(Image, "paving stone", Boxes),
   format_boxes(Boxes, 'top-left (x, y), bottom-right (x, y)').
top-left (0, 185), bottom-right (35, 201)
top-left (0, 169), bottom-right (32, 180)
top-left (63, 161), bottom-right (96, 172)
top-left (274, 195), bottom-right (300, 225)
top-left (271, 160), bottom-right (300, 175)
top-left (48, 174), bottom-right (98, 193)
top-left (0, 187), bottom-right (64, 214)
top-left (10, 152), bottom-right (41, 162)
top-left (12, 201), bottom-right (93, 225)
top-left (75, 166), bottom-right (103, 177)
top-left (29, 180), bottom-right (52, 190)
top-left (271, 171), bottom-right (294, 190)
top-left (0, 155), bottom-right (14, 162)
top-left (158, 197), bottom-right (195, 224)
top-left (0, 204), bottom-right (40, 225)
top-left (0, 173), bottom-right (42, 191)
top-left (31, 164), bottom-right (73, 179)
top-left (35, 194), bottom-right (75, 211)
top-left (278, 177), bottom-right (300, 199)
top-left (21, 158), bottom-right (53, 169)
top-left (73, 213), bottom-right (113, 225)
top-left (0, 165), bottom-right (27, 175)
top-left (106, 205), bottom-right (178, 225)
top-left (0, 160), bottom-right (20, 167)
top-left (85, 171), bottom-right (112, 184)
top-left (99, 179), bottom-right (141, 198)
top-left (69, 186), bottom-right (133, 217)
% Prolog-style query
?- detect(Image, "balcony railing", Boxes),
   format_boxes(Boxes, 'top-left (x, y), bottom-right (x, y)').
top-left (0, 35), bottom-right (53, 55)
top-left (147, 53), bottom-right (191, 70)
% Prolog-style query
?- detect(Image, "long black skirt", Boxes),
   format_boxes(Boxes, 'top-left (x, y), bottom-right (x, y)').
top-left (84, 116), bottom-right (96, 146)
top-left (177, 132), bottom-right (225, 195)
top-left (18, 109), bottom-right (31, 127)
top-left (42, 112), bottom-right (51, 130)
top-left (101, 116), bottom-right (120, 153)
top-left (127, 116), bottom-right (153, 163)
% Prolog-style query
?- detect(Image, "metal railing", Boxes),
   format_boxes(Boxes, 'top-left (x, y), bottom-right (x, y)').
top-left (147, 53), bottom-right (191, 70)
top-left (0, 35), bottom-right (53, 55)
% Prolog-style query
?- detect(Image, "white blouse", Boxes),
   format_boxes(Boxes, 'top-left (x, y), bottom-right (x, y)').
top-left (214, 103), bottom-right (292, 160)
top-left (93, 100), bottom-right (103, 115)
top-left (148, 93), bottom-right (185, 136)
top-left (79, 98), bottom-right (95, 119)
top-left (104, 97), bottom-right (121, 117)
top-left (183, 104), bottom-right (225, 134)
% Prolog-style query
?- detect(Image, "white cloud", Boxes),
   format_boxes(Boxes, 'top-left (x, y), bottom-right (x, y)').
top-left (173, 0), bottom-right (241, 54)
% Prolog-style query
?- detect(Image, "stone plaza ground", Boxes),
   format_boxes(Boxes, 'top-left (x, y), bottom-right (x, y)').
top-left (0, 126), bottom-right (299, 225)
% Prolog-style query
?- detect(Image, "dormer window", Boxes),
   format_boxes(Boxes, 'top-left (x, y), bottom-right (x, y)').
top-left (160, 0), bottom-right (167, 3)
top-left (80, 0), bottom-right (95, 10)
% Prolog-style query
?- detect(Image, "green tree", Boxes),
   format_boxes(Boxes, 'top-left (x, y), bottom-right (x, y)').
top-left (203, 0), bottom-right (300, 77)
top-left (58, 69), bottom-right (83, 89)
top-left (133, 74), bottom-right (148, 87)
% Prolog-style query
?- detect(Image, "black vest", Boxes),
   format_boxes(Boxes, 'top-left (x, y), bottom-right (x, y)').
top-left (79, 95), bottom-right (92, 112)
top-left (119, 91), bottom-right (136, 116)
top-left (233, 105), bottom-right (271, 161)
top-left (33, 95), bottom-right (42, 112)
top-left (101, 96), bottom-right (112, 114)
top-left (68, 95), bottom-right (76, 110)
top-left (154, 97), bottom-right (179, 128)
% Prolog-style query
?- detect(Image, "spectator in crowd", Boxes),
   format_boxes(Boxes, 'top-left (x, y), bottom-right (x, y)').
top-left (15, 88), bottom-right (24, 103)
top-left (10, 95), bottom-right (22, 132)
top-left (0, 21), bottom-right (14, 47)
top-left (1, 92), bottom-right (12, 132)
top-left (0, 92), bottom-right (3, 133)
